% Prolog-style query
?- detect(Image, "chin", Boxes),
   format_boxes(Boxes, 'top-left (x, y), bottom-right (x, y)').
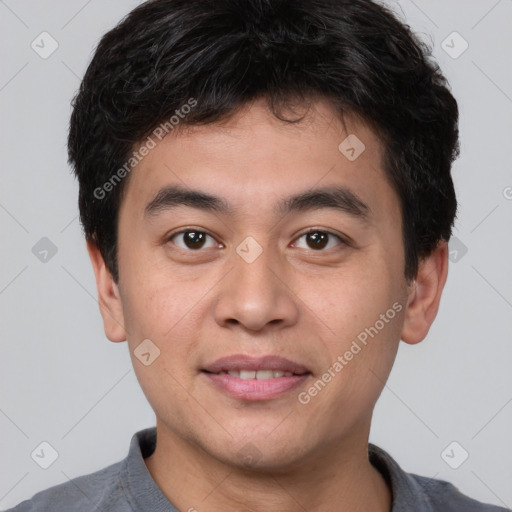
top-left (211, 429), bottom-right (312, 474)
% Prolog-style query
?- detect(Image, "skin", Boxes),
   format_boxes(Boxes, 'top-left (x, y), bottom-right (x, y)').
top-left (88, 97), bottom-right (448, 512)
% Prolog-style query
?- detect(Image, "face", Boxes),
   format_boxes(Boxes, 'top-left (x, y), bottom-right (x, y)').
top-left (94, 98), bottom-right (419, 470)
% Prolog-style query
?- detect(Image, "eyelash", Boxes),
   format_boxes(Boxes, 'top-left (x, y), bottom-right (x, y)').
top-left (294, 228), bottom-right (349, 250)
top-left (166, 228), bottom-right (349, 252)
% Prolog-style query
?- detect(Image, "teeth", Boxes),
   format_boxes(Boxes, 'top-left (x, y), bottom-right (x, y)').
top-left (256, 370), bottom-right (274, 380)
top-left (222, 370), bottom-right (296, 379)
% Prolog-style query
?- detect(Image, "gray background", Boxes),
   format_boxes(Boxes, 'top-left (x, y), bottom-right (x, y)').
top-left (1, 0), bottom-right (511, 509)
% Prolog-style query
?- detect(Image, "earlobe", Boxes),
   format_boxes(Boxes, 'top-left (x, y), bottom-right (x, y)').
top-left (86, 240), bottom-right (127, 343)
top-left (401, 240), bottom-right (449, 345)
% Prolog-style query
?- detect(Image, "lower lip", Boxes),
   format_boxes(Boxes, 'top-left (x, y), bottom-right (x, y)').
top-left (202, 372), bottom-right (310, 401)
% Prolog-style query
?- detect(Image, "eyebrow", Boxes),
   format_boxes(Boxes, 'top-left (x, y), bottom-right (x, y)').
top-left (144, 185), bottom-right (370, 221)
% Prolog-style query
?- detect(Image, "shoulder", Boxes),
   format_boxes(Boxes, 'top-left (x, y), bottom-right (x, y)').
top-left (409, 473), bottom-right (510, 512)
top-left (369, 444), bottom-right (510, 512)
top-left (6, 428), bottom-right (159, 512)
top-left (5, 428), bottom-right (168, 512)
top-left (5, 459), bottom-right (127, 512)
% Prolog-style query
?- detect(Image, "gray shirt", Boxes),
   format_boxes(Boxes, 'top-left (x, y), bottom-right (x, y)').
top-left (7, 427), bottom-right (509, 511)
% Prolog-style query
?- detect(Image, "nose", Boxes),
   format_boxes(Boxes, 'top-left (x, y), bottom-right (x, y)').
top-left (213, 243), bottom-right (299, 332)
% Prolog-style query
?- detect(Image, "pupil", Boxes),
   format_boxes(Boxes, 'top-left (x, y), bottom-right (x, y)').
top-left (307, 231), bottom-right (328, 250)
top-left (185, 231), bottom-right (205, 249)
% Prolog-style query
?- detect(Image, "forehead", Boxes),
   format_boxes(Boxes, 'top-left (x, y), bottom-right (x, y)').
top-left (120, 98), bottom-right (393, 220)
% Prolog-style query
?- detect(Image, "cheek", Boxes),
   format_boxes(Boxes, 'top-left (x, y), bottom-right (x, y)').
top-left (299, 258), bottom-right (405, 391)
top-left (121, 274), bottom-right (207, 415)
top-left (304, 260), bottom-right (402, 337)
top-left (119, 245), bottom-right (200, 337)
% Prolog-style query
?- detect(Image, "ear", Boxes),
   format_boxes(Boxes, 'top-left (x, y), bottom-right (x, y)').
top-left (86, 240), bottom-right (127, 342)
top-left (401, 240), bottom-right (449, 345)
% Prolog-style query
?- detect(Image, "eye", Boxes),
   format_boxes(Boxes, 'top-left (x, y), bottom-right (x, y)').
top-left (169, 230), bottom-right (219, 250)
top-left (293, 230), bottom-right (345, 251)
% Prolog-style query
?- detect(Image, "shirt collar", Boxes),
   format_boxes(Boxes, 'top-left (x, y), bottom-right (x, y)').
top-left (122, 428), bottom-right (435, 511)
top-left (369, 443), bottom-right (435, 511)
top-left (121, 427), bottom-right (179, 511)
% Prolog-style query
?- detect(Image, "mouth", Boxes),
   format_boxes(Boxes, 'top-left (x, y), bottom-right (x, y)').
top-left (201, 355), bottom-right (311, 401)
top-left (206, 369), bottom-right (300, 379)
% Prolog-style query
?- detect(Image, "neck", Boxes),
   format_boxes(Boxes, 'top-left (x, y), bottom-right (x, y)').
top-left (144, 422), bottom-right (391, 512)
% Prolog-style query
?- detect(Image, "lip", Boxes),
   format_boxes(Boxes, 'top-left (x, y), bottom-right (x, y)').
top-left (201, 355), bottom-right (311, 401)
top-left (202, 354), bottom-right (310, 374)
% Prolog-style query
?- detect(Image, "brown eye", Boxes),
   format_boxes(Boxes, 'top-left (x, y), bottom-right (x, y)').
top-left (294, 230), bottom-right (344, 251)
top-left (305, 231), bottom-right (329, 250)
top-left (170, 230), bottom-right (217, 250)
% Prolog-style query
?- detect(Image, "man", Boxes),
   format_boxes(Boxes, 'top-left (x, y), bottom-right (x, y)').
top-left (8, 0), bottom-right (508, 510)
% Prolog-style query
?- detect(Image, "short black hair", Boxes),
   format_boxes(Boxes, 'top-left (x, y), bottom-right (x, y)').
top-left (68, 0), bottom-right (459, 283)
